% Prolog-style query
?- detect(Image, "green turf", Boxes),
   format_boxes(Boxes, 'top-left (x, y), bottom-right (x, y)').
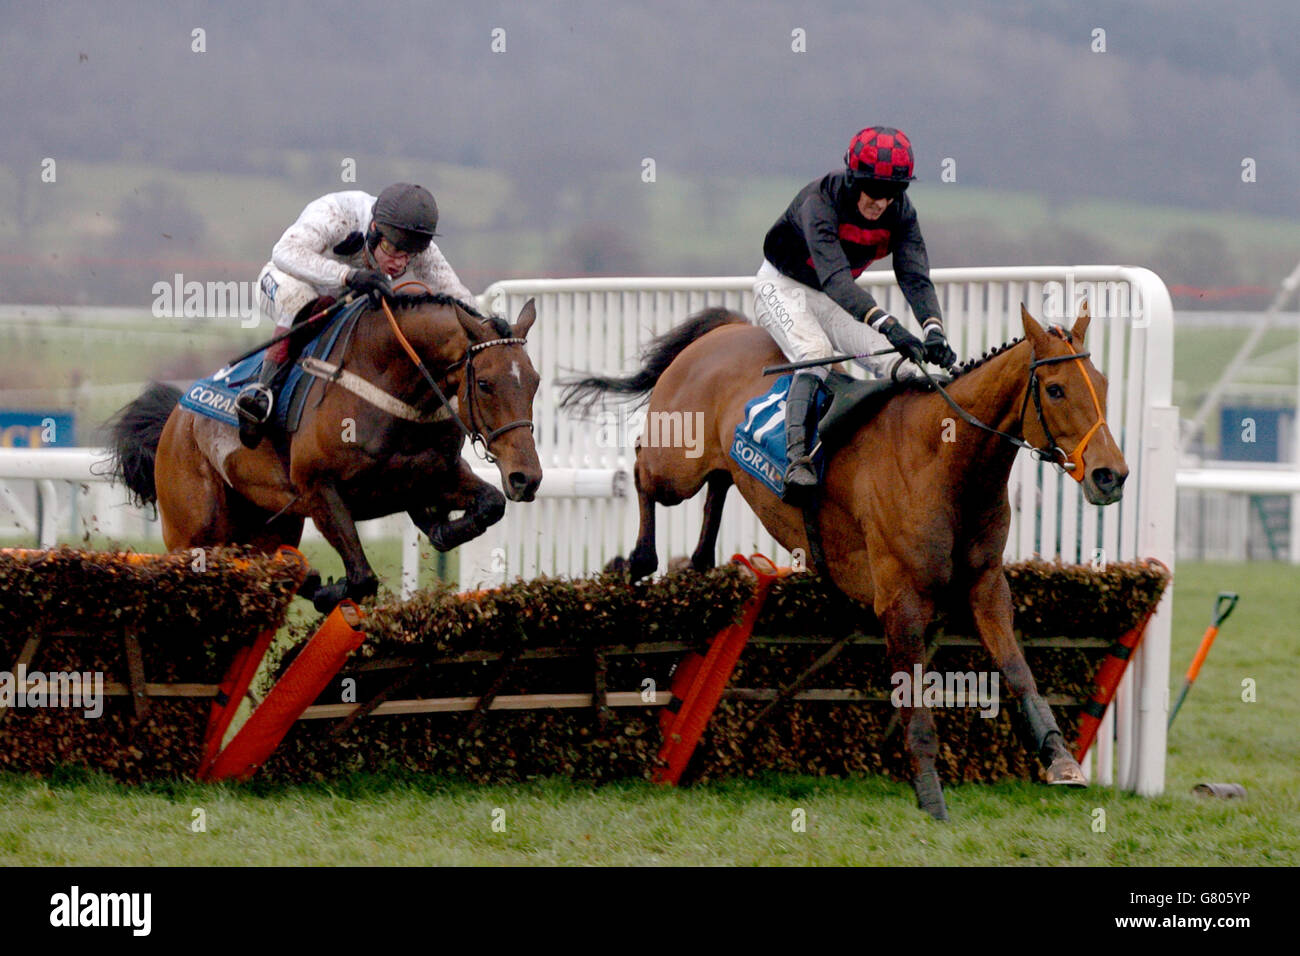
top-left (0, 560), bottom-right (1295, 866)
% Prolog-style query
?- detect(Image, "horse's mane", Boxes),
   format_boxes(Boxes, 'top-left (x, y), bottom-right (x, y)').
top-left (389, 291), bottom-right (512, 337)
top-left (877, 335), bottom-right (1026, 396)
top-left (950, 336), bottom-right (1026, 379)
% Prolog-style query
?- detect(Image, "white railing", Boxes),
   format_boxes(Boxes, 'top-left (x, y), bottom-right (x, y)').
top-left (1175, 462), bottom-right (1300, 563)
top-left (0, 447), bottom-right (625, 599)
top-left (1177, 465), bottom-right (1300, 494)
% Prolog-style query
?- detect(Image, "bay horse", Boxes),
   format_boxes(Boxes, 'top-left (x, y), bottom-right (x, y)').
top-left (109, 293), bottom-right (542, 611)
top-left (561, 301), bottom-right (1127, 819)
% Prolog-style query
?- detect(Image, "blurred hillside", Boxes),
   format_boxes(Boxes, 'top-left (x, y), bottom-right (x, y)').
top-left (2, 0), bottom-right (1297, 310)
top-left (2, 154), bottom-right (1297, 310)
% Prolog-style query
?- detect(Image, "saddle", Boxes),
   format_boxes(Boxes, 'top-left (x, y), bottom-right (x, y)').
top-left (180, 298), bottom-right (368, 438)
top-left (814, 369), bottom-right (949, 449)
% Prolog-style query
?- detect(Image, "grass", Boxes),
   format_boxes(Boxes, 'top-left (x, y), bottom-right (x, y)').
top-left (0, 561), bottom-right (1295, 866)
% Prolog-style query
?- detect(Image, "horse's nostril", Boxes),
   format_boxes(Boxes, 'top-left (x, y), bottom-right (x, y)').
top-left (1092, 468), bottom-right (1114, 489)
top-left (508, 472), bottom-right (528, 491)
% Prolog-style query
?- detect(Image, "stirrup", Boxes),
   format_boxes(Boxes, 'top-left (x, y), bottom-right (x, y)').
top-left (783, 455), bottom-right (818, 487)
top-left (235, 383), bottom-right (274, 425)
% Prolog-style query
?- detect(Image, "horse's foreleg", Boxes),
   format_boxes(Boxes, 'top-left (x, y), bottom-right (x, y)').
top-left (628, 448), bottom-right (659, 581)
top-left (881, 586), bottom-right (948, 821)
top-left (305, 481), bottom-right (378, 611)
top-left (690, 472), bottom-right (732, 572)
top-left (409, 461), bottom-right (507, 552)
top-left (969, 566), bottom-right (1085, 786)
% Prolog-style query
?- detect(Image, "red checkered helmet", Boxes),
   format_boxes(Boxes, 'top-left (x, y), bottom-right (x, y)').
top-left (844, 127), bottom-right (915, 197)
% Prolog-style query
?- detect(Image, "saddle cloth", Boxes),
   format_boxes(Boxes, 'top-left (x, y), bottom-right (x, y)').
top-left (179, 299), bottom-right (367, 433)
top-left (729, 371), bottom-right (905, 497)
top-left (729, 375), bottom-right (831, 497)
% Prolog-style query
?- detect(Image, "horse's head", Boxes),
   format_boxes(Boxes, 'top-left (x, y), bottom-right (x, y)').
top-left (1019, 301), bottom-right (1128, 505)
top-left (452, 298), bottom-right (543, 502)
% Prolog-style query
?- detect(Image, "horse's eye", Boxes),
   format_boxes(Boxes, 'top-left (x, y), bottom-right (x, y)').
top-left (1046, 383), bottom-right (1065, 400)
top-left (477, 379), bottom-right (493, 393)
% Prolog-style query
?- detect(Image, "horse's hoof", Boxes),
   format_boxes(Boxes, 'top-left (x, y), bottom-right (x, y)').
top-left (913, 768), bottom-right (950, 821)
top-left (690, 552), bottom-right (716, 573)
top-left (628, 548), bottom-right (657, 582)
top-left (1046, 754), bottom-right (1087, 787)
top-left (427, 518), bottom-right (477, 553)
top-left (426, 525), bottom-right (451, 552)
top-left (297, 569), bottom-right (322, 599)
top-left (312, 579), bottom-right (348, 614)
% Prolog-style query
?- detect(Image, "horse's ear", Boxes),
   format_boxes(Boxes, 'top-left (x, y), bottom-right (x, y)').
top-left (513, 298), bottom-right (537, 339)
top-left (453, 302), bottom-right (492, 344)
top-left (1020, 303), bottom-right (1049, 350)
top-left (1072, 298), bottom-right (1091, 344)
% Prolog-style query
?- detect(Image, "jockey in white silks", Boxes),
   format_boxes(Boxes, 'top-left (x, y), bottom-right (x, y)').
top-left (234, 183), bottom-right (473, 447)
top-left (753, 126), bottom-right (957, 501)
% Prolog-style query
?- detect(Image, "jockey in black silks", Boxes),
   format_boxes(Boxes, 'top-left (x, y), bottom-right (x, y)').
top-left (753, 126), bottom-right (957, 501)
top-left (234, 182), bottom-right (473, 448)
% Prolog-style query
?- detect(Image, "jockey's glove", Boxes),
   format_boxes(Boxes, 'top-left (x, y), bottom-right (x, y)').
top-left (923, 327), bottom-right (957, 368)
top-left (877, 315), bottom-right (926, 366)
top-left (345, 268), bottom-right (393, 304)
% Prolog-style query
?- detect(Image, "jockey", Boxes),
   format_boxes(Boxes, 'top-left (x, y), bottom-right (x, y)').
top-left (754, 126), bottom-right (956, 499)
top-left (234, 182), bottom-right (474, 447)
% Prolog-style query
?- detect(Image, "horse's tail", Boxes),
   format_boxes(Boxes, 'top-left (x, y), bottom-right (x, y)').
top-left (105, 382), bottom-right (181, 507)
top-left (559, 307), bottom-right (746, 413)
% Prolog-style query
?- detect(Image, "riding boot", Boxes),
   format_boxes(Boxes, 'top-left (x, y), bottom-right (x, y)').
top-left (235, 353), bottom-right (283, 449)
top-left (781, 370), bottom-right (824, 502)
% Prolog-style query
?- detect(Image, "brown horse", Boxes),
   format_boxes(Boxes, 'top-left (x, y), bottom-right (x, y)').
top-left (561, 301), bottom-right (1127, 819)
top-left (109, 293), bottom-right (542, 611)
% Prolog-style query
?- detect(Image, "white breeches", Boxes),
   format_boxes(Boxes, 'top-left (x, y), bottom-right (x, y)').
top-left (751, 259), bottom-right (896, 379)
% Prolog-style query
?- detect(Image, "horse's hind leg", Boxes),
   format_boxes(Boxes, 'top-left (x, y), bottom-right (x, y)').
top-left (881, 586), bottom-right (948, 821)
top-left (156, 414), bottom-right (234, 550)
top-left (969, 566), bottom-right (1085, 786)
top-left (690, 471), bottom-right (731, 571)
top-left (628, 449), bottom-right (659, 581)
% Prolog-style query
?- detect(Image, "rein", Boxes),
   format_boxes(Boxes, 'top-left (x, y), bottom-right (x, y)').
top-left (915, 332), bottom-right (1106, 481)
top-left (378, 298), bottom-right (533, 464)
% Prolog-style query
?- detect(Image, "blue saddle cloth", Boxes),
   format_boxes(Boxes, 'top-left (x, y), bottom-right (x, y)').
top-left (179, 299), bottom-right (366, 432)
top-left (729, 375), bottom-right (831, 498)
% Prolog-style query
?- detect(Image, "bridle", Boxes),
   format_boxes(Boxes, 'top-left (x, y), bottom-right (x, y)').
top-left (379, 298), bottom-right (534, 464)
top-left (917, 329), bottom-right (1107, 482)
top-left (448, 338), bottom-right (536, 463)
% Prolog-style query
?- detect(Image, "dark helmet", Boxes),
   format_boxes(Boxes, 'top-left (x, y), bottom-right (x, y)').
top-left (370, 183), bottom-right (439, 254)
top-left (844, 127), bottom-right (915, 198)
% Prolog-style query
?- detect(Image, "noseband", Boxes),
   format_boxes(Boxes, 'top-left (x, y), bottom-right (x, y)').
top-left (1018, 334), bottom-right (1107, 478)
